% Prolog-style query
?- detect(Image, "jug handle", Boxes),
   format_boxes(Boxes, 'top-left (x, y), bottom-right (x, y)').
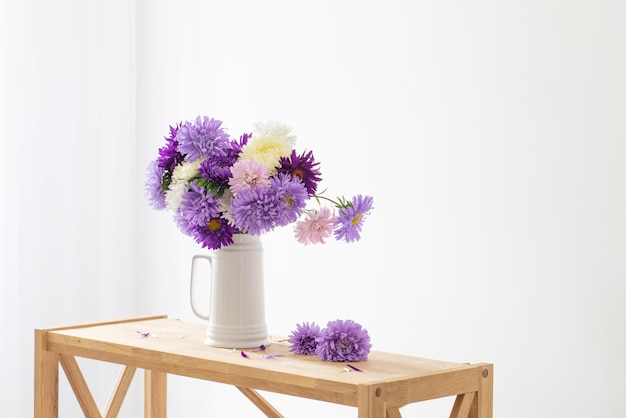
top-left (190, 254), bottom-right (211, 320)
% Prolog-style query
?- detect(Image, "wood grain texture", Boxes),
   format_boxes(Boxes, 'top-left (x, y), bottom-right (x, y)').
top-left (35, 316), bottom-right (494, 418)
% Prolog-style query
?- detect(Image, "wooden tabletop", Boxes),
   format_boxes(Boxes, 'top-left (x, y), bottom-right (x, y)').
top-left (42, 315), bottom-right (487, 408)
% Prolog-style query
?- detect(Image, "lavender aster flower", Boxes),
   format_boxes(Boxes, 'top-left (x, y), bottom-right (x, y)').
top-left (278, 149), bottom-right (322, 196)
top-left (176, 116), bottom-right (230, 162)
top-left (230, 186), bottom-right (279, 235)
top-left (174, 209), bottom-right (196, 237)
top-left (269, 173), bottom-right (308, 227)
top-left (333, 195), bottom-right (374, 243)
top-left (179, 181), bottom-right (221, 227)
top-left (145, 159), bottom-right (167, 210)
top-left (316, 319), bottom-right (371, 362)
top-left (288, 322), bottom-right (321, 355)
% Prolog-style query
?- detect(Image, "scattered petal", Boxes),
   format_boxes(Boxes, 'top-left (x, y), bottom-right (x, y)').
top-left (241, 351), bottom-right (249, 358)
top-left (137, 331), bottom-right (150, 338)
top-left (346, 364), bottom-right (364, 372)
top-left (251, 344), bottom-right (266, 352)
top-left (261, 354), bottom-right (285, 359)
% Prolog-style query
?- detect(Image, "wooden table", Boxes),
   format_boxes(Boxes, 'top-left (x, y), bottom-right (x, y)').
top-left (34, 315), bottom-right (493, 418)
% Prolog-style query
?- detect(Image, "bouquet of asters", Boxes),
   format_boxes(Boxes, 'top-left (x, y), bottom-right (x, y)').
top-left (145, 116), bottom-right (373, 250)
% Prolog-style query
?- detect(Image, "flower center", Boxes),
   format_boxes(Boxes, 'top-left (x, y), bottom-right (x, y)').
top-left (338, 338), bottom-right (352, 352)
top-left (291, 168), bottom-right (304, 180)
top-left (208, 218), bottom-right (222, 231)
top-left (243, 173), bottom-right (259, 187)
top-left (351, 214), bottom-right (362, 226)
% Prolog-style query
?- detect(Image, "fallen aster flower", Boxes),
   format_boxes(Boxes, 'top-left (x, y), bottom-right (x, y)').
top-left (288, 322), bottom-right (322, 355)
top-left (316, 319), bottom-right (371, 362)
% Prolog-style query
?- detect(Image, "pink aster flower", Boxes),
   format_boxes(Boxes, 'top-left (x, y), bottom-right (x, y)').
top-left (229, 158), bottom-right (270, 193)
top-left (294, 207), bottom-right (337, 245)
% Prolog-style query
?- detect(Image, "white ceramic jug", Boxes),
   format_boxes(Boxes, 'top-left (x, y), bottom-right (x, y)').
top-left (190, 234), bottom-right (270, 348)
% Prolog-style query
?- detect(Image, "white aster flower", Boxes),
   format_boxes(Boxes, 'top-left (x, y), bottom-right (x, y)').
top-left (172, 159), bottom-right (203, 182)
top-left (218, 188), bottom-right (234, 223)
top-left (240, 121), bottom-right (296, 173)
top-left (165, 180), bottom-right (187, 211)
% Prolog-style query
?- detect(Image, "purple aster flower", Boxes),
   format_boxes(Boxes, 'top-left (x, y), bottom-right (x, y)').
top-left (316, 319), bottom-right (371, 362)
top-left (199, 153), bottom-right (238, 193)
top-left (229, 132), bottom-right (251, 155)
top-left (145, 159), bottom-right (167, 210)
top-left (278, 149), bottom-right (322, 196)
top-left (198, 132), bottom-right (250, 194)
top-left (288, 322), bottom-right (322, 355)
top-left (176, 116), bottom-right (230, 162)
top-left (333, 195), bottom-right (374, 243)
top-left (158, 123), bottom-right (184, 172)
top-left (178, 181), bottom-right (221, 227)
top-left (230, 186), bottom-right (280, 235)
top-left (269, 173), bottom-right (308, 227)
top-left (193, 217), bottom-right (238, 250)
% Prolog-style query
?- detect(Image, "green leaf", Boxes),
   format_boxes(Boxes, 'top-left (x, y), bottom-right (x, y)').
top-left (161, 172), bottom-right (172, 193)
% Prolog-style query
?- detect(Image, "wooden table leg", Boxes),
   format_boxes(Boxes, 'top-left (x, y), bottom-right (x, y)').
top-left (386, 407), bottom-right (402, 418)
top-left (469, 364), bottom-right (493, 418)
top-left (358, 384), bottom-right (387, 418)
top-left (144, 370), bottom-right (167, 418)
top-left (450, 392), bottom-right (475, 418)
top-left (34, 330), bottom-right (59, 418)
top-left (236, 387), bottom-right (284, 418)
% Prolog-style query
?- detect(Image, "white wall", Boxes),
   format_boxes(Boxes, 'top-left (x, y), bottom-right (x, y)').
top-left (3, 0), bottom-right (625, 417)
top-left (1, 1), bottom-right (141, 416)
